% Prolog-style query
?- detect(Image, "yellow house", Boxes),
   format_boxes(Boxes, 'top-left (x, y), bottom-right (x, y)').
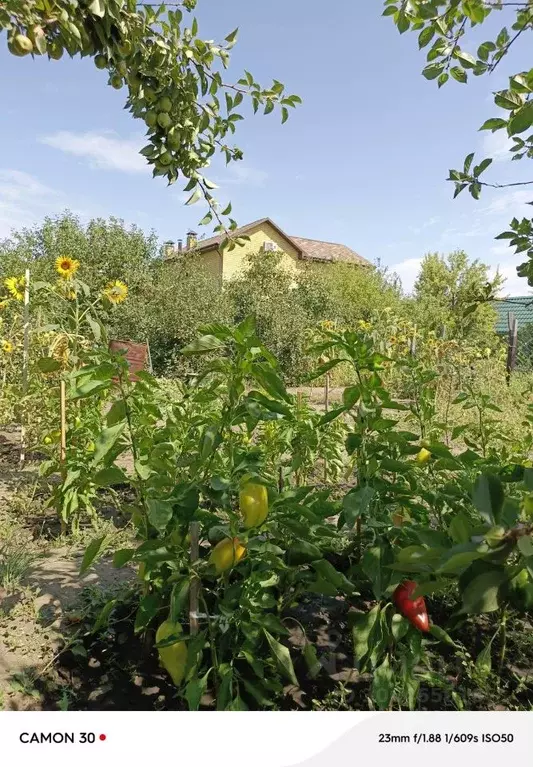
top-left (164, 217), bottom-right (371, 281)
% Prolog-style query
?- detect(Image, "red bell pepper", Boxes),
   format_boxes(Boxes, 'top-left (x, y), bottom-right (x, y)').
top-left (393, 580), bottom-right (429, 633)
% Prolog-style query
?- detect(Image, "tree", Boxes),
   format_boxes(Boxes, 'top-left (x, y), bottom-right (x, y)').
top-left (412, 250), bottom-right (502, 343)
top-left (226, 251), bottom-right (316, 382)
top-left (1, 1), bottom-right (299, 242)
top-left (384, 1), bottom-right (533, 285)
top-left (0, 211), bottom-right (158, 340)
top-left (138, 253), bottom-right (232, 374)
top-left (307, 261), bottom-right (404, 327)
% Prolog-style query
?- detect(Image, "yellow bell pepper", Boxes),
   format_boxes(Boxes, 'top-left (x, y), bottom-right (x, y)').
top-left (155, 620), bottom-right (187, 686)
top-left (415, 447), bottom-right (431, 465)
top-left (239, 482), bottom-right (269, 528)
top-left (210, 537), bottom-right (246, 574)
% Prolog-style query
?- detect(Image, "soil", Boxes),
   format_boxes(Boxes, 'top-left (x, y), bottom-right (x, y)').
top-left (0, 427), bottom-right (134, 710)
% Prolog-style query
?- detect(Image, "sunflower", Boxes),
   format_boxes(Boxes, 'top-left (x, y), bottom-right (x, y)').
top-left (2, 340), bottom-right (14, 354)
top-left (4, 276), bottom-right (26, 301)
top-left (49, 333), bottom-right (69, 367)
top-left (56, 279), bottom-right (76, 300)
top-left (55, 256), bottom-right (80, 279)
top-left (103, 280), bottom-right (128, 304)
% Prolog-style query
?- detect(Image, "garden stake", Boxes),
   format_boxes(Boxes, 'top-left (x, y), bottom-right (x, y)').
top-left (19, 268), bottom-right (30, 466)
top-left (296, 390), bottom-right (303, 486)
top-left (323, 371), bottom-right (329, 482)
top-left (60, 379), bottom-right (67, 471)
top-left (59, 377), bottom-right (67, 534)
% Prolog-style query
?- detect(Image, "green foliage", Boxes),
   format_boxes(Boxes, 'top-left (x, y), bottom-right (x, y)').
top-left (383, 0), bottom-right (533, 286)
top-left (412, 250), bottom-right (502, 345)
top-left (1, 0), bottom-right (299, 238)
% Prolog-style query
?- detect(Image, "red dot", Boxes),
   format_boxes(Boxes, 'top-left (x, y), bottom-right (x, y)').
top-left (99, 734), bottom-right (106, 741)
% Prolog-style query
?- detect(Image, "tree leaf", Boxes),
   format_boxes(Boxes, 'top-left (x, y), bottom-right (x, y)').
top-left (88, 0), bottom-right (105, 17)
top-left (185, 188), bottom-right (202, 205)
top-left (508, 101), bottom-right (533, 136)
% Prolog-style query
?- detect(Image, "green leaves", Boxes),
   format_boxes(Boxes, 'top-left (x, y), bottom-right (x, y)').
top-left (342, 486), bottom-right (375, 527)
top-left (92, 422), bottom-right (126, 465)
top-left (352, 605), bottom-right (380, 669)
top-left (372, 656), bottom-right (395, 710)
top-left (264, 630), bottom-right (298, 685)
top-left (80, 536), bottom-right (108, 575)
top-left (508, 101), bottom-right (533, 136)
top-left (460, 569), bottom-right (506, 614)
top-left (146, 498), bottom-right (173, 534)
top-left (181, 335), bottom-right (225, 355)
top-left (473, 473), bottom-right (504, 525)
top-left (37, 357), bottom-right (62, 373)
top-left (362, 544), bottom-right (391, 600)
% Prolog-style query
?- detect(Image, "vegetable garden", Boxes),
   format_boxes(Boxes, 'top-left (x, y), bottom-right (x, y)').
top-left (1, 256), bottom-right (533, 712)
top-left (3, 0), bottom-right (533, 713)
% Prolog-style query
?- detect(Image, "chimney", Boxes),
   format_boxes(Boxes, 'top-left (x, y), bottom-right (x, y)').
top-left (177, 239), bottom-right (183, 252)
top-left (163, 240), bottom-right (175, 259)
top-left (186, 230), bottom-right (197, 250)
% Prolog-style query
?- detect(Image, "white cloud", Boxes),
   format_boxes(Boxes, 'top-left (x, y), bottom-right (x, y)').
top-left (0, 169), bottom-right (62, 239)
top-left (40, 130), bottom-right (148, 174)
top-left (488, 250), bottom-right (532, 297)
top-left (389, 256), bottom-right (423, 294)
top-left (409, 216), bottom-right (440, 236)
top-left (481, 130), bottom-right (514, 162)
top-left (483, 188), bottom-right (533, 216)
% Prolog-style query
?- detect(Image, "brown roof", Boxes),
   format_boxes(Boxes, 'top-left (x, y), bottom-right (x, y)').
top-left (176, 217), bottom-right (370, 266)
top-left (290, 236), bottom-right (369, 266)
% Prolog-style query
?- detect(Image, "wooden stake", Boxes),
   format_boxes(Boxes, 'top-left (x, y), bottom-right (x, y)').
top-left (19, 269), bottom-right (30, 466)
top-left (60, 379), bottom-right (67, 472)
top-left (506, 312), bottom-right (518, 386)
top-left (146, 338), bottom-right (153, 374)
top-left (323, 372), bottom-right (330, 482)
top-left (296, 391), bottom-right (303, 486)
top-left (189, 521), bottom-right (200, 635)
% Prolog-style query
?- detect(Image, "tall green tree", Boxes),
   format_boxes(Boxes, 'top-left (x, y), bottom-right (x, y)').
top-left (384, 0), bottom-right (533, 285)
top-left (412, 250), bottom-right (502, 342)
top-left (0, 211), bottom-right (158, 341)
top-left (2, 0), bottom-right (299, 239)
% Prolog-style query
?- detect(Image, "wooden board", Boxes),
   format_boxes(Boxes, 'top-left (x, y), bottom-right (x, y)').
top-left (108, 339), bottom-right (148, 382)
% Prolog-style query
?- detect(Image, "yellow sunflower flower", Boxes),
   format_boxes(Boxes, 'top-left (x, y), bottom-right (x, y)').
top-left (103, 280), bottom-right (128, 304)
top-left (2, 340), bottom-right (14, 354)
top-left (4, 276), bottom-right (26, 301)
top-left (55, 256), bottom-right (80, 279)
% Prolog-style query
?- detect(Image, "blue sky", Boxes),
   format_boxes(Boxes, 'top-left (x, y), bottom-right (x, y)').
top-left (1, 0), bottom-right (532, 294)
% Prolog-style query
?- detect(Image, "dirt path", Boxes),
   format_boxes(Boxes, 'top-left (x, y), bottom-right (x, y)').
top-left (0, 431), bottom-right (134, 710)
top-left (0, 550), bottom-right (134, 710)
